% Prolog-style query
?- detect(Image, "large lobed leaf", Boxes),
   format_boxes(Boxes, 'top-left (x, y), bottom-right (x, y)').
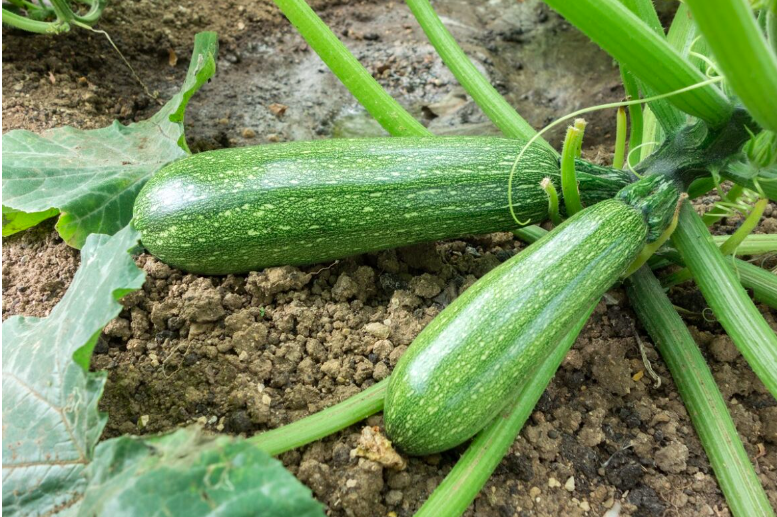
top-left (1, 32), bottom-right (218, 248)
top-left (2, 224), bottom-right (146, 516)
top-left (80, 428), bottom-right (325, 517)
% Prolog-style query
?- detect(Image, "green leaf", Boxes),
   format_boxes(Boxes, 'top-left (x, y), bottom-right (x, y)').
top-left (2, 205), bottom-right (59, 237)
top-left (80, 427), bottom-right (325, 517)
top-left (2, 225), bottom-right (146, 516)
top-left (1, 32), bottom-right (218, 248)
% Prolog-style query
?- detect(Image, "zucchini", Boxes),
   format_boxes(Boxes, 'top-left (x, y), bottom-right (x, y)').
top-left (133, 137), bottom-right (632, 275)
top-left (383, 174), bottom-right (681, 455)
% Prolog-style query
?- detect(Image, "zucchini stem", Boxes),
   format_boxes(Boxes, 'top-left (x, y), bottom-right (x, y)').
top-left (613, 107), bottom-right (627, 169)
top-left (719, 197), bottom-right (768, 256)
top-left (626, 267), bottom-right (775, 517)
top-left (623, 193), bottom-right (685, 278)
top-left (540, 178), bottom-right (563, 226)
top-left (560, 122), bottom-right (586, 216)
top-left (249, 379), bottom-right (388, 456)
top-left (673, 201), bottom-right (777, 399)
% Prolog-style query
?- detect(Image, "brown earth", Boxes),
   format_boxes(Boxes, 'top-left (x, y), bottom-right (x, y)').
top-left (3, 0), bottom-right (776, 515)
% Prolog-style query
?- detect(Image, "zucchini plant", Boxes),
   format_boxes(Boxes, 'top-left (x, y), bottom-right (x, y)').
top-left (3, 0), bottom-right (777, 516)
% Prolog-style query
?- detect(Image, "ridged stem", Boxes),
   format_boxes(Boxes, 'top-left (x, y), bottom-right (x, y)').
top-left (405, 0), bottom-right (553, 152)
top-left (272, 0), bottom-right (430, 137)
top-left (672, 201), bottom-right (777, 398)
top-left (613, 107), bottom-right (627, 169)
top-left (659, 249), bottom-right (777, 311)
top-left (625, 267), bottom-right (775, 517)
top-left (541, 178), bottom-right (562, 226)
top-left (560, 125), bottom-right (585, 215)
top-left (415, 304), bottom-right (595, 517)
top-left (249, 379), bottom-right (388, 456)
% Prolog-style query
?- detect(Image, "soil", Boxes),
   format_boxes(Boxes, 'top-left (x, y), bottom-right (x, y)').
top-left (3, 0), bottom-right (777, 516)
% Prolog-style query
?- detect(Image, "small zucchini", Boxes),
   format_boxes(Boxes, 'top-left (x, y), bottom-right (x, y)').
top-left (133, 137), bottom-right (631, 275)
top-left (383, 174), bottom-right (681, 455)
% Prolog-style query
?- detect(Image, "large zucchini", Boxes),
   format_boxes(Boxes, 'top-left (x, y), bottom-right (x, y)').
top-left (133, 137), bottom-right (631, 275)
top-left (383, 174), bottom-right (681, 455)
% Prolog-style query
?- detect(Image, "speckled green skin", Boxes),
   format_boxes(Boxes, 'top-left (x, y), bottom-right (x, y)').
top-left (133, 137), bottom-right (631, 275)
top-left (383, 199), bottom-right (648, 455)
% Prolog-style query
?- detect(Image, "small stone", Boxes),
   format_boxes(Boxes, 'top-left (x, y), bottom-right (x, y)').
top-left (385, 490), bottom-right (403, 506)
top-left (529, 486), bottom-right (541, 498)
top-left (548, 477), bottom-right (561, 488)
top-left (580, 500), bottom-right (591, 512)
top-left (242, 128), bottom-right (256, 139)
top-left (655, 441), bottom-right (689, 473)
top-left (332, 274), bottom-right (359, 301)
top-left (708, 335), bottom-right (740, 363)
top-left (564, 476), bottom-right (576, 492)
top-left (365, 322), bottom-right (391, 339)
top-left (138, 415), bottom-right (150, 428)
top-left (268, 103), bottom-right (288, 117)
top-left (373, 362), bottom-right (390, 381)
top-left (410, 273), bottom-right (443, 298)
top-left (346, 478), bottom-right (358, 488)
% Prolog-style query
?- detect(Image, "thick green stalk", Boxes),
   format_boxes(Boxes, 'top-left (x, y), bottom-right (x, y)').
top-left (710, 233), bottom-right (777, 255)
top-left (1, 7), bottom-right (67, 32)
top-left (659, 249), bottom-right (777, 311)
top-left (738, 260), bottom-right (777, 309)
top-left (561, 126), bottom-right (585, 215)
top-left (672, 201), bottom-right (777, 398)
top-left (541, 178), bottom-right (562, 226)
top-left (613, 107), bottom-right (627, 169)
top-left (249, 379), bottom-right (388, 456)
top-left (542, 0), bottom-right (732, 126)
top-left (272, 0), bottom-right (430, 137)
top-left (405, 0), bottom-right (553, 152)
top-left (415, 305), bottom-right (595, 517)
top-left (683, 0), bottom-right (777, 133)
top-left (626, 267), bottom-right (774, 517)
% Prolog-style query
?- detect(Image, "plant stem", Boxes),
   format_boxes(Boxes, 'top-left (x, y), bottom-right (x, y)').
top-left (619, 68), bottom-right (644, 167)
top-left (249, 379), bottom-right (388, 456)
top-left (672, 201), bottom-right (777, 398)
top-left (710, 233), bottom-right (777, 255)
top-left (272, 0), bottom-right (430, 137)
top-left (405, 0), bottom-right (553, 152)
top-left (541, 178), bottom-right (562, 226)
top-left (625, 267), bottom-right (775, 517)
top-left (658, 249), bottom-right (777, 311)
top-left (542, 0), bottom-right (732, 126)
top-left (415, 304), bottom-right (595, 517)
top-left (613, 107), bottom-right (627, 169)
top-left (1, 6), bottom-right (67, 32)
top-left (738, 260), bottom-right (777, 309)
top-left (560, 125), bottom-right (584, 215)
top-left (513, 225), bottom-right (548, 244)
top-left (719, 198), bottom-right (768, 256)
top-left (683, 0), bottom-right (777, 133)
